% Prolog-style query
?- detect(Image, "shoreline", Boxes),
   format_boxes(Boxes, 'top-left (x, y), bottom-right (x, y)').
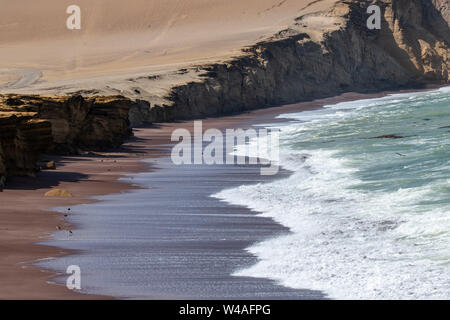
top-left (0, 84), bottom-right (447, 299)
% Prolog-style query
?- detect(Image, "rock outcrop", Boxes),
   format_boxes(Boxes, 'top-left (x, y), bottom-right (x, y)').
top-left (0, 112), bottom-right (53, 182)
top-left (0, 95), bottom-right (132, 153)
top-left (430, 0), bottom-right (450, 24)
top-left (129, 0), bottom-right (450, 124)
top-left (0, 95), bottom-right (133, 186)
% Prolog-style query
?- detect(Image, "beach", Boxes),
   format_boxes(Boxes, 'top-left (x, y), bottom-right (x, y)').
top-left (0, 96), bottom-right (316, 299)
top-left (0, 88), bottom-right (435, 299)
top-left (1, 0), bottom-right (449, 300)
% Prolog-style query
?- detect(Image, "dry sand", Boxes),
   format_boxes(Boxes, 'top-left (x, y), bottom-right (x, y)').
top-left (0, 0), bottom-right (338, 94)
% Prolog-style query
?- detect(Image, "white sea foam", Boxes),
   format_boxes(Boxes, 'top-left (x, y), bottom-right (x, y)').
top-left (213, 88), bottom-right (450, 299)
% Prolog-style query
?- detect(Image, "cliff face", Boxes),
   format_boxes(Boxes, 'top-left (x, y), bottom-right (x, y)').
top-left (0, 95), bottom-right (132, 185)
top-left (0, 95), bottom-right (132, 153)
top-left (0, 112), bottom-right (53, 184)
top-left (430, 0), bottom-right (450, 24)
top-left (130, 0), bottom-right (450, 123)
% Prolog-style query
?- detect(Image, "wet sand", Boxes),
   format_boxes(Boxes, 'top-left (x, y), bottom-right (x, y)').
top-left (0, 88), bottom-right (442, 299)
top-left (38, 158), bottom-right (326, 299)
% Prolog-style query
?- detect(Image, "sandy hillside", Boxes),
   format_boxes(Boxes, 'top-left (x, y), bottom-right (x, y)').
top-left (0, 0), bottom-right (337, 91)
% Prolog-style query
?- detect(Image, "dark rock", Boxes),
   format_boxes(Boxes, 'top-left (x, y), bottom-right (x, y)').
top-left (371, 134), bottom-right (405, 139)
top-left (0, 94), bottom-right (133, 181)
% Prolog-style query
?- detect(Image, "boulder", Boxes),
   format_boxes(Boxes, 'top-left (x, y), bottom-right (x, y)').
top-left (44, 188), bottom-right (73, 197)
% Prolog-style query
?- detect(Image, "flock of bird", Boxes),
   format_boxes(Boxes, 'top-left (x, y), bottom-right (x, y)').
top-left (56, 208), bottom-right (73, 236)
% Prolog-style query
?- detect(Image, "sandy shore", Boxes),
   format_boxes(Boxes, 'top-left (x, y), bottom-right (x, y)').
top-left (0, 87), bottom-right (444, 299)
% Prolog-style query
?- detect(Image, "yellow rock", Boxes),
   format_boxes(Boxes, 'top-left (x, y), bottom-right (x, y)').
top-left (43, 161), bottom-right (56, 170)
top-left (44, 188), bottom-right (72, 197)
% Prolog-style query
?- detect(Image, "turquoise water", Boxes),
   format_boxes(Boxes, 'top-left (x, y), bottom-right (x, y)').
top-left (214, 87), bottom-right (450, 299)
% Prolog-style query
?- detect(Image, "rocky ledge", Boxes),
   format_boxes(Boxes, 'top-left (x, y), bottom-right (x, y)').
top-left (0, 95), bottom-right (132, 188)
top-left (0, 113), bottom-right (52, 186)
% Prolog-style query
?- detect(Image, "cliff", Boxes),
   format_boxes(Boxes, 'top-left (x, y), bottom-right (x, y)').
top-left (129, 0), bottom-right (450, 123)
top-left (0, 95), bottom-right (132, 186)
top-left (0, 113), bottom-right (52, 184)
top-left (2, 0), bottom-right (450, 185)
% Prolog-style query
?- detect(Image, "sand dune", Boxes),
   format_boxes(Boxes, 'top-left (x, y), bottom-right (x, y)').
top-left (0, 0), bottom-right (337, 87)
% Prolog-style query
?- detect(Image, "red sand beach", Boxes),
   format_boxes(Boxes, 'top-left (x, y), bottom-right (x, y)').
top-left (0, 88), bottom-right (442, 299)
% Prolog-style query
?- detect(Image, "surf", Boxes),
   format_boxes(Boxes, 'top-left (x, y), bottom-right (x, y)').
top-left (213, 87), bottom-right (450, 299)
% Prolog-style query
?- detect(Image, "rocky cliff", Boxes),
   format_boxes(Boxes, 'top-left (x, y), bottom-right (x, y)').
top-left (0, 95), bottom-right (132, 152)
top-left (2, 0), bottom-right (449, 185)
top-left (0, 95), bottom-right (132, 186)
top-left (129, 0), bottom-right (450, 123)
top-left (430, 0), bottom-right (450, 23)
top-left (0, 112), bottom-right (53, 187)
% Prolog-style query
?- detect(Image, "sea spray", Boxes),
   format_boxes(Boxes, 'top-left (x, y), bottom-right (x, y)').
top-left (213, 86), bottom-right (450, 299)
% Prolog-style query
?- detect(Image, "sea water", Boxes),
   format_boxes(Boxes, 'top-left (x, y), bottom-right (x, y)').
top-left (213, 87), bottom-right (450, 299)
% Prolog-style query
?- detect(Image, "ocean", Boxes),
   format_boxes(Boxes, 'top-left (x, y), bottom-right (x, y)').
top-left (214, 86), bottom-right (450, 299)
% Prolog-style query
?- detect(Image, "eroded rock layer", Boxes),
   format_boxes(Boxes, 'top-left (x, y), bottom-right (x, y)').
top-left (130, 0), bottom-right (450, 123)
top-left (0, 95), bottom-right (132, 184)
top-left (0, 112), bottom-right (52, 184)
